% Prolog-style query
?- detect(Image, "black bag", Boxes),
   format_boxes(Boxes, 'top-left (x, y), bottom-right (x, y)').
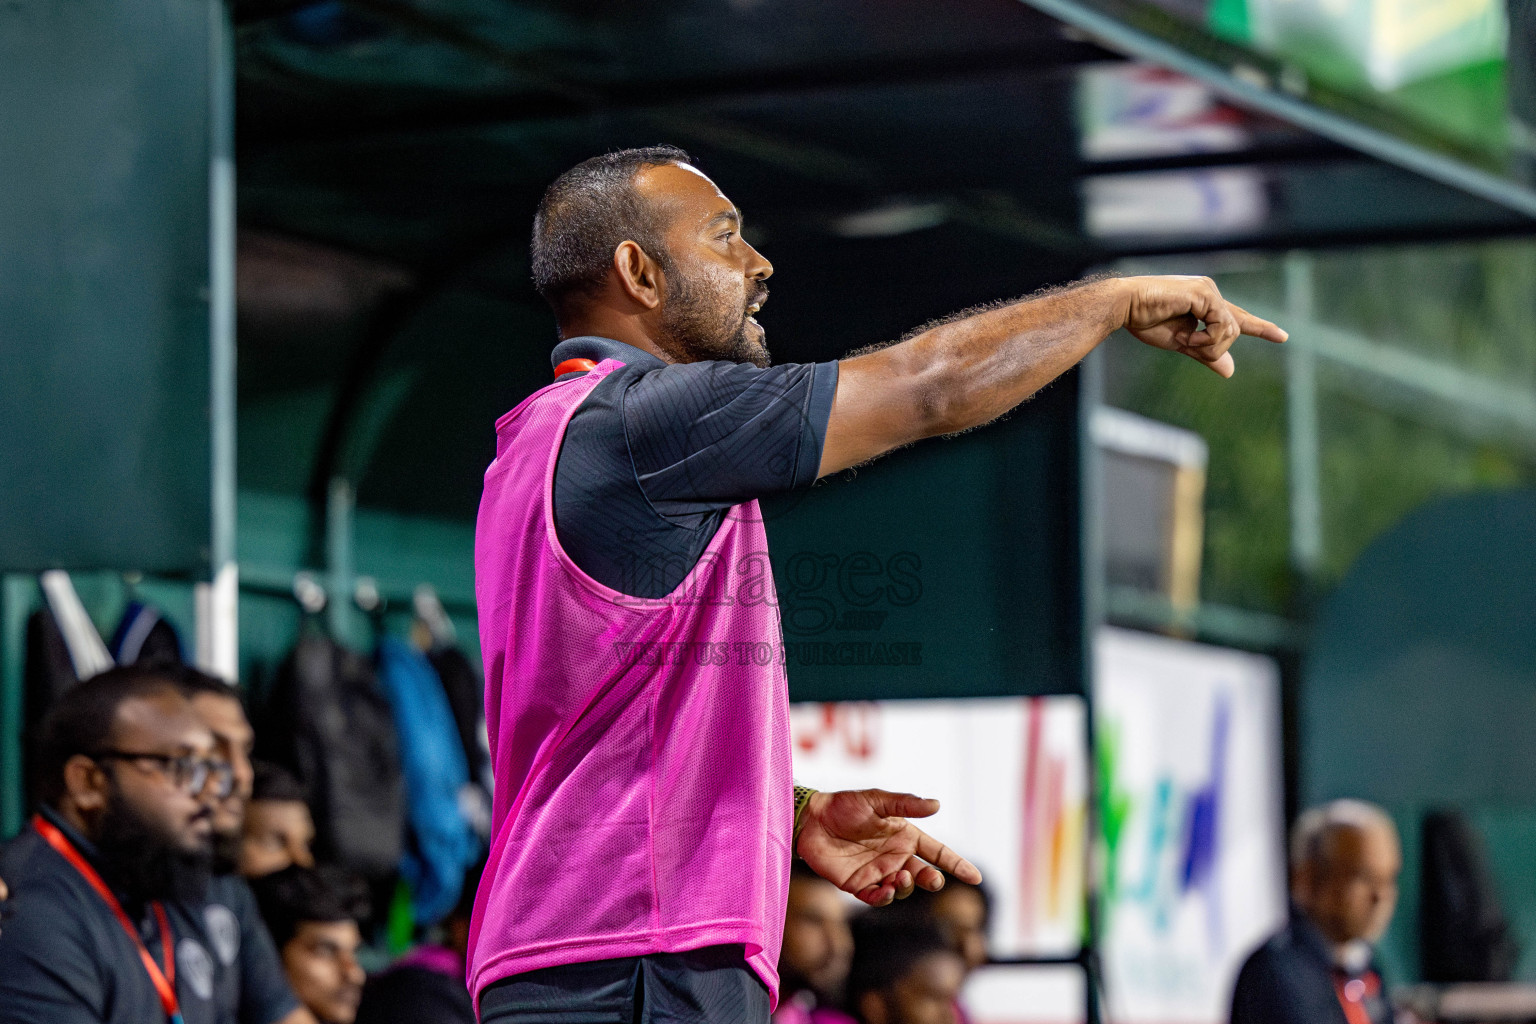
top-left (23, 607), bottom-right (79, 802)
top-left (428, 646), bottom-right (492, 842)
top-left (257, 634), bottom-right (405, 880)
top-left (1420, 807), bottom-right (1520, 982)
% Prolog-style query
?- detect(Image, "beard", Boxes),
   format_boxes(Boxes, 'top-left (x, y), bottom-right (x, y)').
top-left (660, 262), bottom-right (769, 368)
top-left (94, 790), bottom-right (214, 907)
top-left (211, 825), bottom-right (243, 876)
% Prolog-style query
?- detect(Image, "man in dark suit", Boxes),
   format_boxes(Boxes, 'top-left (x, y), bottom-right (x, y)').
top-left (1231, 800), bottom-right (1401, 1024)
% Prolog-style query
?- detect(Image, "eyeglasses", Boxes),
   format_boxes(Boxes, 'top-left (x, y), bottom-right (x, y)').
top-left (91, 751), bottom-right (236, 799)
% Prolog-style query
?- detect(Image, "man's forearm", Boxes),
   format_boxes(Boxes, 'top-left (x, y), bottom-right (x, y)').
top-left (822, 273), bottom-right (1276, 477)
top-left (819, 278), bottom-right (1125, 476)
top-left (898, 276), bottom-right (1124, 437)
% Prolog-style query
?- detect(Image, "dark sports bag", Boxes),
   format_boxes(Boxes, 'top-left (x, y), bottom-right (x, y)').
top-left (258, 634), bottom-right (404, 879)
top-left (1421, 807), bottom-right (1520, 982)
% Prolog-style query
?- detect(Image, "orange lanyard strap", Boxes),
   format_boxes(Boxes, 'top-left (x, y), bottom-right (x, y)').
top-left (33, 815), bottom-right (183, 1024)
top-left (553, 357), bottom-right (598, 378)
top-left (1332, 969), bottom-right (1380, 1024)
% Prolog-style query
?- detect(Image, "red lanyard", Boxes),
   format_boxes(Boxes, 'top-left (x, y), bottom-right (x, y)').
top-left (1332, 968), bottom-right (1380, 1024)
top-left (553, 357), bottom-right (597, 378)
top-left (33, 815), bottom-right (184, 1024)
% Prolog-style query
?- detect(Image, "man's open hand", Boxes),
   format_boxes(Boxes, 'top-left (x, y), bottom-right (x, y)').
top-left (796, 789), bottom-right (981, 907)
top-left (1117, 275), bottom-right (1287, 378)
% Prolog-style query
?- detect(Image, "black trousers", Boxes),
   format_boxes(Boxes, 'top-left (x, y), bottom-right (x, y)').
top-left (478, 945), bottom-right (770, 1024)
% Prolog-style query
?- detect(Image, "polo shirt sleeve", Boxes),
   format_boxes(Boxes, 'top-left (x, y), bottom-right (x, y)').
top-left (621, 359), bottom-right (839, 517)
top-left (0, 884), bottom-right (110, 1023)
top-left (229, 880), bottom-right (301, 1024)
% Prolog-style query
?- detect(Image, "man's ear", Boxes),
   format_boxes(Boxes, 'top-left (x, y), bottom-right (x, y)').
top-left (612, 240), bottom-right (663, 310)
top-left (859, 990), bottom-right (890, 1024)
top-left (63, 754), bottom-right (109, 814)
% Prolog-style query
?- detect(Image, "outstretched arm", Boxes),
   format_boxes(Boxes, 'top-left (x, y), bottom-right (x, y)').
top-left (796, 788), bottom-right (981, 906)
top-left (819, 275), bottom-right (1287, 476)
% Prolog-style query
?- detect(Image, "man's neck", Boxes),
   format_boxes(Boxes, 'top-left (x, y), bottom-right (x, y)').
top-left (1296, 908), bottom-right (1372, 973)
top-left (558, 313), bottom-right (676, 364)
top-left (1333, 938), bottom-right (1373, 974)
top-left (52, 801), bottom-right (97, 844)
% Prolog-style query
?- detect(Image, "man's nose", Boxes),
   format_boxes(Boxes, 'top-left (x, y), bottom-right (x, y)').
top-left (194, 775), bottom-right (222, 805)
top-left (745, 243), bottom-right (772, 281)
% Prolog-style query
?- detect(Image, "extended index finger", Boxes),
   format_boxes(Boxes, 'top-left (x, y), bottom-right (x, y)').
top-left (1227, 302), bottom-right (1288, 343)
top-left (913, 825), bottom-right (982, 885)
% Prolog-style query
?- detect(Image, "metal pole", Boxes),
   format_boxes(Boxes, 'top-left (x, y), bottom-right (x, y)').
top-left (328, 477), bottom-right (356, 643)
top-left (202, 0), bottom-right (239, 682)
top-left (1284, 252), bottom-right (1323, 587)
top-left (1078, 347), bottom-right (1107, 1024)
top-left (0, 575), bottom-right (33, 838)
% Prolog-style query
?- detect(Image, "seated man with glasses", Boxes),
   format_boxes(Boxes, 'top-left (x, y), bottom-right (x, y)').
top-left (0, 665), bottom-right (307, 1024)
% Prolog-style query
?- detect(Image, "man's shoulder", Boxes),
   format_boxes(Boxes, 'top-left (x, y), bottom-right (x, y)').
top-left (1235, 920), bottom-right (1332, 993)
top-left (0, 833), bottom-right (109, 1004)
top-left (205, 871), bottom-right (257, 910)
top-left (1242, 921), bottom-right (1309, 964)
top-left (0, 829), bottom-right (96, 909)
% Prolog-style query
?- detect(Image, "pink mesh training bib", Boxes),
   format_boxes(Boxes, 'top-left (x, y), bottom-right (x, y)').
top-left (468, 360), bottom-right (792, 1009)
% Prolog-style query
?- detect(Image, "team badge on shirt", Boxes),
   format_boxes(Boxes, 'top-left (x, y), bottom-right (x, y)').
top-left (204, 904), bottom-right (241, 967)
top-left (178, 938), bottom-right (216, 1002)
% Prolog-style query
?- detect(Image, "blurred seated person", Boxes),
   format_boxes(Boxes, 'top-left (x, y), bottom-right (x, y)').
top-left (0, 666), bottom-right (305, 1024)
top-left (846, 921), bottom-right (966, 1024)
top-left (926, 880), bottom-right (989, 979)
top-left (774, 861), bottom-right (857, 1024)
top-left (1231, 800), bottom-right (1401, 1024)
top-left (159, 663), bottom-right (258, 874)
top-left (879, 878), bottom-right (990, 974)
top-left (876, 878), bottom-right (990, 1023)
top-left (240, 761), bottom-right (316, 879)
top-left (354, 862), bottom-right (481, 1024)
top-left (253, 865), bottom-right (369, 1024)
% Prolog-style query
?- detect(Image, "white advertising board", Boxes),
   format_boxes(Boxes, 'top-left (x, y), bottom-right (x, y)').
top-left (790, 697), bottom-right (1088, 959)
top-left (1094, 627), bottom-right (1287, 1024)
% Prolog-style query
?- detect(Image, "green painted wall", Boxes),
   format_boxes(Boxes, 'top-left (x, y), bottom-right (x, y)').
top-left (0, 0), bottom-right (218, 574)
top-left (766, 370), bottom-right (1082, 701)
top-left (1304, 489), bottom-right (1536, 983)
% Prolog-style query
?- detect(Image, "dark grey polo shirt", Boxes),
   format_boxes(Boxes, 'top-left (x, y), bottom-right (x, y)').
top-left (0, 809), bottom-right (298, 1024)
top-left (549, 336), bottom-right (839, 599)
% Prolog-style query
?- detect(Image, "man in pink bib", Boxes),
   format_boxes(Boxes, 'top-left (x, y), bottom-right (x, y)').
top-left (471, 146), bottom-right (1286, 1023)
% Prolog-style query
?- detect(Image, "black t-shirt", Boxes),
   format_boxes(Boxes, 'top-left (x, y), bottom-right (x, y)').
top-left (549, 336), bottom-right (839, 598)
top-left (355, 963), bottom-right (474, 1024)
top-left (0, 811), bottom-right (298, 1024)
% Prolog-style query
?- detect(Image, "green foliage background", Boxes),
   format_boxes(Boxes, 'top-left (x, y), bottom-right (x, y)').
top-left (1107, 242), bottom-right (1536, 615)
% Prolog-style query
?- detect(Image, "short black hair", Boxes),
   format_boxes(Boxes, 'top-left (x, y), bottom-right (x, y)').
top-left (874, 877), bottom-right (993, 930)
top-left (531, 145), bottom-right (693, 319)
top-left (34, 665), bottom-right (185, 806)
top-left (846, 919), bottom-right (956, 1011)
top-left (134, 658), bottom-right (242, 703)
top-left (251, 760), bottom-right (307, 804)
top-left (251, 865), bottom-right (369, 949)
